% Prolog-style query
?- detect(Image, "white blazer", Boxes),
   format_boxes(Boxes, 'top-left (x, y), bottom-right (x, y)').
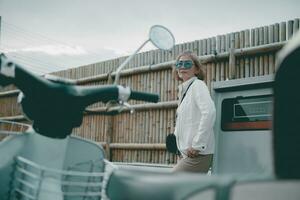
top-left (174, 77), bottom-right (216, 156)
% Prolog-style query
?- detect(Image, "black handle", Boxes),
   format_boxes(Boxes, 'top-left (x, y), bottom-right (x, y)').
top-left (130, 90), bottom-right (159, 103)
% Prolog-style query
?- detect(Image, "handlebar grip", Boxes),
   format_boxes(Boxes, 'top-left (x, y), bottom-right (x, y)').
top-left (0, 74), bottom-right (13, 87)
top-left (130, 91), bottom-right (159, 103)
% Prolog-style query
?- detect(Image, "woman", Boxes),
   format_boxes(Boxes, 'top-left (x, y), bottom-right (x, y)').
top-left (172, 50), bottom-right (216, 173)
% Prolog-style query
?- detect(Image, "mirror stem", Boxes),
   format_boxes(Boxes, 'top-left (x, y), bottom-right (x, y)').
top-left (114, 39), bottom-right (150, 85)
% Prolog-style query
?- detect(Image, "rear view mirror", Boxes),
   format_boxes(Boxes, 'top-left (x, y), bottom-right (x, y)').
top-left (149, 25), bottom-right (175, 51)
top-left (114, 25), bottom-right (175, 84)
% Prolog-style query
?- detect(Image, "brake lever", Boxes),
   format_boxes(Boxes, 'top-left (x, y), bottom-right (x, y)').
top-left (106, 100), bottom-right (134, 114)
top-left (123, 102), bottom-right (135, 114)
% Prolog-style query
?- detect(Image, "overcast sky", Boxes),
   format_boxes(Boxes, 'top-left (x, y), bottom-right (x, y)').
top-left (0, 0), bottom-right (299, 74)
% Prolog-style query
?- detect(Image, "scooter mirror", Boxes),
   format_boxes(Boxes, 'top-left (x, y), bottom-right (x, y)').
top-left (114, 25), bottom-right (175, 85)
top-left (149, 25), bottom-right (175, 51)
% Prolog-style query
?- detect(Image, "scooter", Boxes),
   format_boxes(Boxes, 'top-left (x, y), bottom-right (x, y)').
top-left (0, 25), bottom-right (175, 200)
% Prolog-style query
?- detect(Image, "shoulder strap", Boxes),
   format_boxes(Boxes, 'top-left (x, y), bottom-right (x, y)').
top-left (180, 80), bottom-right (195, 104)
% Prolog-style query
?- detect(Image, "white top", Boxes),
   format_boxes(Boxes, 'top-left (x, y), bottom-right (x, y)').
top-left (174, 77), bottom-right (216, 156)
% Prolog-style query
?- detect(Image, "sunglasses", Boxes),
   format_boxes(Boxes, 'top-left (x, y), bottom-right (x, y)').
top-left (175, 60), bottom-right (194, 69)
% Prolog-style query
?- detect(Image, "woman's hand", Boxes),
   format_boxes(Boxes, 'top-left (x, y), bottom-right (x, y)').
top-left (187, 147), bottom-right (200, 158)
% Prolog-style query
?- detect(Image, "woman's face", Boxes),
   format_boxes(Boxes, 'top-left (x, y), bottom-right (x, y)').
top-left (176, 55), bottom-right (198, 82)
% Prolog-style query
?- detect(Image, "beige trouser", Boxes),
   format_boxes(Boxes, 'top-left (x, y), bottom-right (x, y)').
top-left (172, 154), bottom-right (213, 173)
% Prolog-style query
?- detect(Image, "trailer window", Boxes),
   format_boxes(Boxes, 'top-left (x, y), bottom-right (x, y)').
top-left (221, 95), bottom-right (273, 131)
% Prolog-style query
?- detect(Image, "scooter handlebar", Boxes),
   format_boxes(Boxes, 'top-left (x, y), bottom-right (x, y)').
top-left (130, 90), bottom-right (159, 103)
top-left (0, 54), bottom-right (160, 137)
top-left (0, 54), bottom-right (160, 106)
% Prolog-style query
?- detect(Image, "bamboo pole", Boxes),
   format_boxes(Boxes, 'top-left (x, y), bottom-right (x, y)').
top-left (207, 38), bottom-right (212, 56)
top-left (201, 39), bottom-right (207, 55)
top-left (199, 39), bottom-right (203, 56)
top-left (249, 29), bottom-right (255, 77)
top-left (141, 110), bottom-right (145, 144)
top-left (293, 18), bottom-right (299, 36)
top-left (206, 62), bottom-right (212, 91)
top-left (135, 110), bottom-right (139, 143)
top-left (105, 116), bottom-right (112, 158)
top-left (269, 25), bottom-right (275, 74)
top-left (244, 30), bottom-right (250, 78)
top-left (264, 26), bottom-right (269, 75)
top-left (99, 142), bottom-right (166, 150)
top-left (228, 33), bottom-right (236, 79)
top-left (0, 115), bottom-right (26, 121)
top-left (254, 28), bottom-right (260, 76)
top-left (0, 90), bottom-right (19, 97)
top-left (162, 109), bottom-right (166, 143)
top-left (129, 111), bottom-right (134, 144)
top-left (167, 68), bottom-right (172, 101)
top-left (161, 70), bottom-right (165, 101)
top-left (154, 109), bottom-right (158, 144)
top-left (259, 55), bottom-right (264, 76)
top-left (216, 35), bottom-right (226, 81)
top-left (238, 31), bottom-right (243, 78)
top-left (258, 27), bottom-right (264, 76)
top-left (223, 35), bottom-right (229, 80)
top-left (225, 33), bottom-right (230, 52)
top-left (150, 104), bottom-right (154, 144)
top-left (213, 37), bottom-right (220, 81)
top-left (280, 22), bottom-right (287, 42)
top-left (216, 35), bottom-right (221, 54)
top-left (287, 20), bottom-right (294, 40)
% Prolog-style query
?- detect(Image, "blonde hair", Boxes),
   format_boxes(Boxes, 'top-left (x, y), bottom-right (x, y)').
top-left (173, 50), bottom-right (205, 81)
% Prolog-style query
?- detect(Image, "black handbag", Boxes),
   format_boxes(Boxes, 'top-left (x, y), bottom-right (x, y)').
top-left (166, 133), bottom-right (179, 154)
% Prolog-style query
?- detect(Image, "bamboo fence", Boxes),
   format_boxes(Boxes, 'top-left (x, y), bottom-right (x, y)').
top-left (0, 19), bottom-right (299, 165)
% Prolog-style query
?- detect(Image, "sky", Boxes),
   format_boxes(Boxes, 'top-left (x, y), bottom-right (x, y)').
top-left (0, 0), bottom-right (299, 74)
